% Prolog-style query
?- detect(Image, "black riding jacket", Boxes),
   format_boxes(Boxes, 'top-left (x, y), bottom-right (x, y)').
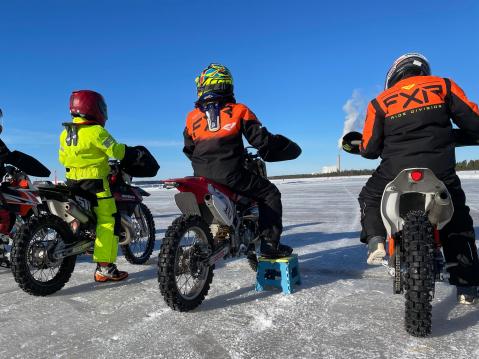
top-left (360, 75), bottom-right (479, 178)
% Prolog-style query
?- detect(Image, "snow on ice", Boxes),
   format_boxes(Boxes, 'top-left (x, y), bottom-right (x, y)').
top-left (0, 175), bottom-right (478, 359)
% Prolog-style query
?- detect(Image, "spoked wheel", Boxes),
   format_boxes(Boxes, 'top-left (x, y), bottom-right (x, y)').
top-left (11, 215), bottom-right (76, 296)
top-left (121, 203), bottom-right (156, 264)
top-left (403, 210), bottom-right (435, 337)
top-left (158, 215), bottom-right (214, 311)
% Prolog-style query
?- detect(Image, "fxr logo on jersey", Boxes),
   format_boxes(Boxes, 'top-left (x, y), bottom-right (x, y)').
top-left (383, 84), bottom-right (443, 109)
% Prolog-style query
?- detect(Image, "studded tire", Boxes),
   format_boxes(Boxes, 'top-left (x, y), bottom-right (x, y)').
top-left (11, 215), bottom-right (77, 296)
top-left (402, 211), bottom-right (435, 337)
top-left (158, 215), bottom-right (214, 312)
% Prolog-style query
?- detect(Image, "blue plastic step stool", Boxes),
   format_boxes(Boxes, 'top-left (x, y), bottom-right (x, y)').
top-left (255, 254), bottom-right (301, 294)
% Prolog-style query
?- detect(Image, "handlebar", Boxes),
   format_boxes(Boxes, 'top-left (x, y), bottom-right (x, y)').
top-left (244, 146), bottom-right (260, 159)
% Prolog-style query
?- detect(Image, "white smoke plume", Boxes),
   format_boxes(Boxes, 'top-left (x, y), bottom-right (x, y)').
top-left (338, 89), bottom-right (367, 148)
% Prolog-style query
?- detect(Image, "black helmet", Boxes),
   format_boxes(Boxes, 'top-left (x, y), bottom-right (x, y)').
top-left (385, 53), bottom-right (431, 89)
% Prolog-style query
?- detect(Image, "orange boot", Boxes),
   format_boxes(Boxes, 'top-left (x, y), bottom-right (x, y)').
top-left (94, 263), bottom-right (128, 282)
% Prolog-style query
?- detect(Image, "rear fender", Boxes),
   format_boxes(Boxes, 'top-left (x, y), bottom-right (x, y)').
top-left (380, 168), bottom-right (454, 236)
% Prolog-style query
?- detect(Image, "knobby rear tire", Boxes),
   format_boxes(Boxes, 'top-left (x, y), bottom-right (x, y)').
top-left (402, 210), bottom-right (435, 337)
top-left (11, 215), bottom-right (77, 296)
top-left (158, 215), bottom-right (214, 312)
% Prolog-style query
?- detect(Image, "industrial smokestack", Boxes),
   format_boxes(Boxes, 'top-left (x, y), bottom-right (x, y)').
top-left (337, 152), bottom-right (341, 173)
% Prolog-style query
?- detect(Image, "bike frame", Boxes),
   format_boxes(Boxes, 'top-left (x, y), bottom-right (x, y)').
top-left (163, 176), bottom-right (258, 266)
top-left (39, 169), bottom-right (151, 259)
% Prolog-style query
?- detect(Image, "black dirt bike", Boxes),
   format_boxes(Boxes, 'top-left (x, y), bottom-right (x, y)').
top-left (0, 108), bottom-right (51, 268)
top-left (342, 129), bottom-right (479, 337)
top-left (11, 147), bottom-right (159, 296)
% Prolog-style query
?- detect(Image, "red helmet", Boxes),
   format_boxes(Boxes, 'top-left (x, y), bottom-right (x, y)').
top-left (69, 90), bottom-right (108, 126)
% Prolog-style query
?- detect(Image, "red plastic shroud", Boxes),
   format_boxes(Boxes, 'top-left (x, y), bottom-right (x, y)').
top-left (164, 177), bottom-right (239, 204)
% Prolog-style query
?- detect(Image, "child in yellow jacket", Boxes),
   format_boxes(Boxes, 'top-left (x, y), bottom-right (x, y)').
top-left (59, 90), bottom-right (128, 282)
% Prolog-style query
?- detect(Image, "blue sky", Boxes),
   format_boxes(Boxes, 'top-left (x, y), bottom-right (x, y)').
top-left (0, 0), bottom-right (478, 179)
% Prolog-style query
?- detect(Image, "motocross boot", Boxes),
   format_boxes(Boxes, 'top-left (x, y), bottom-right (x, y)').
top-left (367, 236), bottom-right (386, 265)
top-left (260, 238), bottom-right (293, 259)
top-left (456, 286), bottom-right (478, 305)
top-left (94, 263), bottom-right (128, 282)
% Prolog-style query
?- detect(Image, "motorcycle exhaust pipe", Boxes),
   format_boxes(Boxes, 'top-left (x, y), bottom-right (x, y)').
top-left (428, 190), bottom-right (452, 226)
top-left (204, 194), bottom-right (232, 226)
top-left (118, 213), bottom-right (135, 245)
top-left (65, 202), bottom-right (89, 224)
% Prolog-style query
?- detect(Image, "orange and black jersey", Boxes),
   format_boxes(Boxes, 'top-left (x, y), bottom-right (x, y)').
top-left (360, 75), bottom-right (479, 178)
top-left (183, 103), bottom-right (274, 179)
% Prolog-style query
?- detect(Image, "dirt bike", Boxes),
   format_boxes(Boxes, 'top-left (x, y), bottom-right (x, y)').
top-left (0, 109), bottom-right (51, 268)
top-left (158, 148), bottom-right (266, 311)
top-left (342, 129), bottom-right (479, 337)
top-left (0, 163), bottom-right (51, 268)
top-left (11, 148), bottom-right (159, 296)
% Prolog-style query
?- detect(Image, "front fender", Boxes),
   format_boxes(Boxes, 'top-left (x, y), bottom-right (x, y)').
top-left (133, 187), bottom-right (151, 197)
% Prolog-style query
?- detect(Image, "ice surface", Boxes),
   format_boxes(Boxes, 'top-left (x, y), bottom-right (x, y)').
top-left (0, 177), bottom-right (478, 359)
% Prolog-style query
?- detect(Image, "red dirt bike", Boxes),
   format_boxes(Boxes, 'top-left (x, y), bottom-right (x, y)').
top-left (11, 148), bottom-right (159, 296)
top-left (342, 128), bottom-right (479, 337)
top-left (158, 148), bottom-right (265, 311)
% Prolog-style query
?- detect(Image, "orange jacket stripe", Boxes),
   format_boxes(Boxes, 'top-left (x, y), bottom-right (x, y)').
top-left (362, 102), bottom-right (377, 150)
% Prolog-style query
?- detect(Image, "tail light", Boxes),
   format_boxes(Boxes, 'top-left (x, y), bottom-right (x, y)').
top-left (110, 175), bottom-right (117, 184)
top-left (19, 179), bottom-right (29, 188)
top-left (70, 219), bottom-right (80, 233)
top-left (409, 170), bottom-right (424, 182)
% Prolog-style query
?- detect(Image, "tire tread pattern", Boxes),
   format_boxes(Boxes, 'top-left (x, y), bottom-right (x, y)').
top-left (158, 215), bottom-right (214, 312)
top-left (403, 210), bottom-right (435, 337)
top-left (11, 215), bottom-right (77, 296)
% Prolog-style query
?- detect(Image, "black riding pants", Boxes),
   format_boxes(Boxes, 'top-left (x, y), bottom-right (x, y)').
top-left (213, 170), bottom-right (283, 243)
top-left (358, 170), bottom-right (479, 286)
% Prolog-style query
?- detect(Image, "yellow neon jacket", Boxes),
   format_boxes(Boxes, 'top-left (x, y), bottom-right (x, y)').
top-left (59, 117), bottom-right (126, 180)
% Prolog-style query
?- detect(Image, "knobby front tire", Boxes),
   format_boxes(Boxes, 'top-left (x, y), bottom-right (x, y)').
top-left (158, 215), bottom-right (214, 312)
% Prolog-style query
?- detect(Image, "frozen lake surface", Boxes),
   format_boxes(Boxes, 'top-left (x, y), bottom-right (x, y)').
top-left (1, 176), bottom-right (478, 359)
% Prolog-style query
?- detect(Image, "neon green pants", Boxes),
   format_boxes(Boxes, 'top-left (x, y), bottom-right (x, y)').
top-left (92, 179), bottom-right (119, 263)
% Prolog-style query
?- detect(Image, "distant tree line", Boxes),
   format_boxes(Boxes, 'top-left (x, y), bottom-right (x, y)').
top-left (455, 160), bottom-right (479, 171)
top-left (268, 169), bottom-right (374, 180)
top-left (269, 160), bottom-right (479, 180)
top-left (133, 160), bottom-right (479, 185)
